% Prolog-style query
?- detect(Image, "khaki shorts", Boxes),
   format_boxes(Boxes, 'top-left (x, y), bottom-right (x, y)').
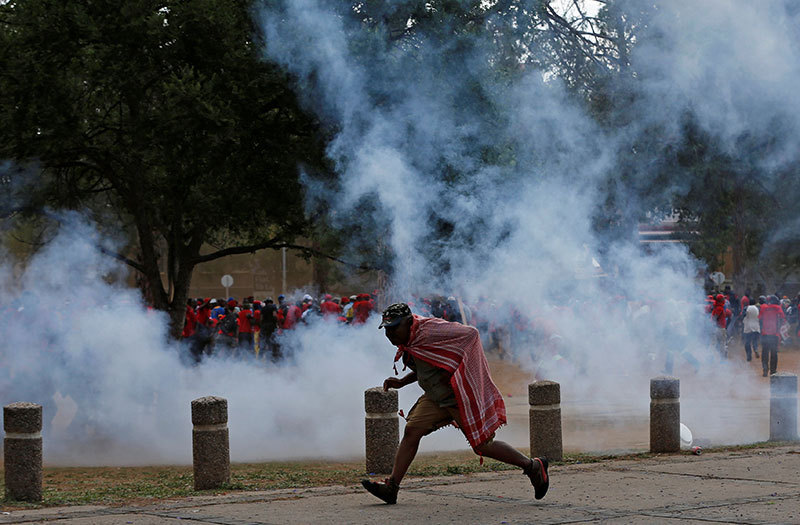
top-left (405, 395), bottom-right (495, 446)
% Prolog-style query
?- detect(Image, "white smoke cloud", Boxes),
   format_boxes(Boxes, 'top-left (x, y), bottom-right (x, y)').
top-left (256, 0), bottom-right (784, 449)
top-left (2, 0), bottom-right (794, 466)
top-left (0, 218), bottom-right (406, 465)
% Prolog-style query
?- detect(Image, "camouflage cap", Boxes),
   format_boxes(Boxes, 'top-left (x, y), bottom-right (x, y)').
top-left (378, 303), bottom-right (412, 329)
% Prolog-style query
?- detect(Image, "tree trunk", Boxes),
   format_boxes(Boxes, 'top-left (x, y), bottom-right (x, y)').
top-left (166, 268), bottom-right (193, 339)
top-left (163, 227), bottom-right (208, 339)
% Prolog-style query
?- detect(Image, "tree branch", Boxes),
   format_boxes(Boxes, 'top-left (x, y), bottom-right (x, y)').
top-left (191, 236), bottom-right (283, 264)
top-left (192, 238), bottom-right (381, 271)
top-left (96, 244), bottom-right (146, 274)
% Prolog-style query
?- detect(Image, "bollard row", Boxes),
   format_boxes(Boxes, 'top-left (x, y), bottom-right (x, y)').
top-left (5, 372), bottom-right (797, 503)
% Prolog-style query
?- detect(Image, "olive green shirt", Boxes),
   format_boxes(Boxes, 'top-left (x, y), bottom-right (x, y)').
top-left (407, 354), bottom-right (457, 407)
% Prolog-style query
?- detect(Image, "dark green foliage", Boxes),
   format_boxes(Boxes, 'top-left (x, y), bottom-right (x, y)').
top-left (0, 0), bottom-right (328, 333)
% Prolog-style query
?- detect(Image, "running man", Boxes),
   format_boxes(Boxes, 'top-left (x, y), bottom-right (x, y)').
top-left (362, 303), bottom-right (549, 504)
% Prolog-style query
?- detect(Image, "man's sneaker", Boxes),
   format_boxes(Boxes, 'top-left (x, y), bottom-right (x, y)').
top-left (523, 457), bottom-right (549, 500)
top-left (361, 477), bottom-right (399, 504)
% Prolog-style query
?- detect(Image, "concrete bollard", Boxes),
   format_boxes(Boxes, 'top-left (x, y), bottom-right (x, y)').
top-left (650, 376), bottom-right (680, 453)
top-left (364, 387), bottom-right (399, 474)
top-left (528, 381), bottom-right (563, 461)
top-left (769, 373), bottom-right (798, 442)
top-left (191, 396), bottom-right (230, 490)
top-left (4, 402), bottom-right (43, 501)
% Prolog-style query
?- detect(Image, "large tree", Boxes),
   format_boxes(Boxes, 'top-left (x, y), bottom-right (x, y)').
top-left (0, 0), bottom-right (332, 335)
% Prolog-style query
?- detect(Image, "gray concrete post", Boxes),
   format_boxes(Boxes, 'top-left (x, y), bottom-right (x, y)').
top-left (364, 387), bottom-right (399, 474)
top-left (528, 381), bottom-right (563, 461)
top-left (769, 373), bottom-right (798, 442)
top-left (650, 376), bottom-right (680, 453)
top-left (4, 402), bottom-right (43, 501)
top-left (191, 396), bottom-right (230, 490)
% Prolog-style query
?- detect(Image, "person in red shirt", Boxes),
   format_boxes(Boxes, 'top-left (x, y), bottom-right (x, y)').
top-left (237, 303), bottom-right (255, 354)
top-left (282, 301), bottom-right (302, 330)
top-left (320, 294), bottom-right (342, 319)
top-left (759, 295), bottom-right (786, 376)
top-left (190, 299), bottom-right (214, 362)
top-left (709, 294), bottom-right (732, 359)
top-left (182, 299), bottom-right (197, 339)
top-left (352, 294), bottom-right (373, 324)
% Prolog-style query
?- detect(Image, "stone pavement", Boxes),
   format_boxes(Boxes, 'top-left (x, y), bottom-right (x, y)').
top-left (2, 445), bottom-right (800, 524)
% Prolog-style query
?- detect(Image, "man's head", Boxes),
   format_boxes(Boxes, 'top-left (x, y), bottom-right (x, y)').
top-left (379, 303), bottom-right (413, 346)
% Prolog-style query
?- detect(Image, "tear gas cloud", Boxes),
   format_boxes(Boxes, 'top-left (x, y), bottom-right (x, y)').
top-left (1, 1), bottom-right (798, 464)
top-left (259, 0), bottom-right (799, 444)
top-left (1, 216), bottom-right (402, 465)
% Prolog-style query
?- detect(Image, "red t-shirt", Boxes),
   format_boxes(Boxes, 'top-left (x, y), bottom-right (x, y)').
top-left (182, 306), bottom-right (197, 338)
top-left (283, 305), bottom-right (302, 329)
top-left (320, 300), bottom-right (341, 317)
top-left (711, 306), bottom-right (731, 328)
top-left (195, 306), bottom-right (212, 328)
top-left (352, 301), bottom-right (372, 324)
top-left (238, 309), bottom-right (253, 333)
top-left (759, 304), bottom-right (786, 336)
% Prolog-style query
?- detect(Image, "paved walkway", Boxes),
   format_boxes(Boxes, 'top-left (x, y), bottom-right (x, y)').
top-left (2, 445), bottom-right (800, 524)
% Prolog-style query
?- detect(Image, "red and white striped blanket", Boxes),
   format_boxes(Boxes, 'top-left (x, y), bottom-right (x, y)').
top-left (395, 315), bottom-right (506, 448)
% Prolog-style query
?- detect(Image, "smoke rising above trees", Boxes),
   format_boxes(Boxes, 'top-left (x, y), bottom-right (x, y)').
top-left (3, 0), bottom-right (800, 314)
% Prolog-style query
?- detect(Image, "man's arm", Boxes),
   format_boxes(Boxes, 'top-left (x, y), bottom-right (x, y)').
top-left (383, 372), bottom-right (417, 391)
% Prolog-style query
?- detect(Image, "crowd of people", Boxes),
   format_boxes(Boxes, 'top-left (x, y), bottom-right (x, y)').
top-left (178, 285), bottom-right (800, 378)
top-left (180, 291), bottom-right (380, 363)
top-left (706, 288), bottom-right (800, 377)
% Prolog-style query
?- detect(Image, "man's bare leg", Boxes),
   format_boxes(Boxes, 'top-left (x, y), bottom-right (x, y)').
top-left (476, 439), bottom-right (549, 499)
top-left (389, 426), bottom-right (428, 484)
top-left (474, 439), bottom-right (530, 468)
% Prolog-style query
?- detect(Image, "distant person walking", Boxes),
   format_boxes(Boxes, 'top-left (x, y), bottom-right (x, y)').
top-left (742, 302), bottom-right (760, 362)
top-left (361, 303), bottom-right (549, 505)
top-left (709, 294), bottom-right (732, 359)
top-left (237, 303), bottom-right (255, 353)
top-left (759, 295), bottom-right (786, 376)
